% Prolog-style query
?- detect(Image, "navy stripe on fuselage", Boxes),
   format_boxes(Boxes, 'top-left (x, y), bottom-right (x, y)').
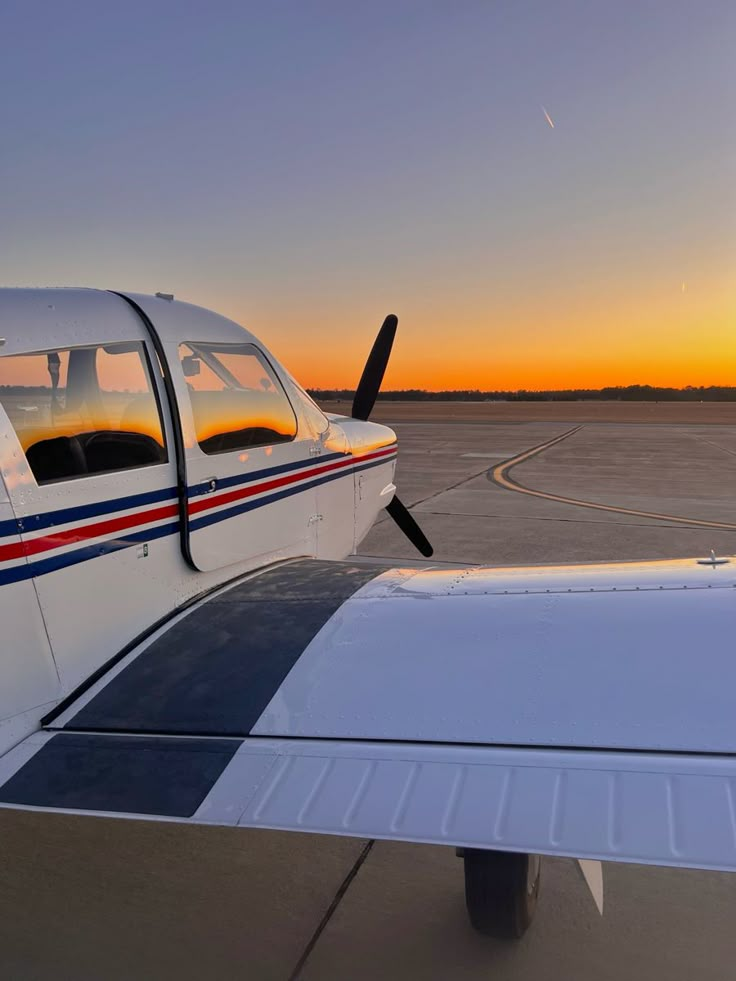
top-left (0, 446), bottom-right (395, 536)
top-left (0, 516), bottom-right (19, 537)
top-left (0, 485), bottom-right (178, 538)
top-left (0, 451), bottom-right (395, 585)
top-left (0, 521), bottom-right (181, 586)
top-left (187, 450), bottom-right (352, 497)
top-left (189, 453), bottom-right (395, 532)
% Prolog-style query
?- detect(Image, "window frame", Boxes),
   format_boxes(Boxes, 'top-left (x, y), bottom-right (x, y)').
top-left (0, 339), bottom-right (169, 486)
top-left (179, 340), bottom-right (299, 457)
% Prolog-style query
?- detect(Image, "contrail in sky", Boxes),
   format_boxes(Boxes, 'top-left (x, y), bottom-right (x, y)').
top-left (542, 106), bottom-right (555, 129)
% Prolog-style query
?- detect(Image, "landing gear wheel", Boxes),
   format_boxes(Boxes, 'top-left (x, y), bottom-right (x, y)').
top-left (461, 849), bottom-right (541, 939)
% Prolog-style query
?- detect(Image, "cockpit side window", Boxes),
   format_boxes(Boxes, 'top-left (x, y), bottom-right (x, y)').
top-left (0, 342), bottom-right (167, 483)
top-left (179, 342), bottom-right (298, 455)
top-left (285, 370), bottom-right (329, 437)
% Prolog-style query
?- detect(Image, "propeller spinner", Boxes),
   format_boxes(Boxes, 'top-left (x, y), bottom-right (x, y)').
top-left (352, 315), bottom-right (433, 558)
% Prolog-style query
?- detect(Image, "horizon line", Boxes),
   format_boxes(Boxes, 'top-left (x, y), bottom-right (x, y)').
top-left (308, 383), bottom-right (736, 396)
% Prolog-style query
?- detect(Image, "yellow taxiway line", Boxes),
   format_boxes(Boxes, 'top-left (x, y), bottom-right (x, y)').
top-left (491, 426), bottom-right (736, 532)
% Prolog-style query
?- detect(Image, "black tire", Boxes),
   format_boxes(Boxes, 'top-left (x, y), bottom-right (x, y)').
top-left (463, 849), bottom-right (541, 939)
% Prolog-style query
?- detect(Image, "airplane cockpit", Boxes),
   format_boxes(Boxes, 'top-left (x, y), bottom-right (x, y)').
top-left (0, 287), bottom-right (399, 718)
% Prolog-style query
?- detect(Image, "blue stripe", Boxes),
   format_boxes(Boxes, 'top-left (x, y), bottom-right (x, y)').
top-left (0, 449), bottom-right (396, 584)
top-left (189, 453), bottom-right (396, 533)
top-left (187, 451), bottom-right (351, 497)
top-left (64, 562), bottom-right (386, 739)
top-left (0, 522), bottom-right (180, 586)
top-left (1, 486), bottom-right (178, 538)
top-left (187, 445), bottom-right (396, 497)
top-left (353, 454), bottom-right (397, 476)
top-left (0, 516), bottom-right (19, 537)
top-left (0, 446), bottom-right (396, 535)
top-left (0, 732), bottom-right (240, 817)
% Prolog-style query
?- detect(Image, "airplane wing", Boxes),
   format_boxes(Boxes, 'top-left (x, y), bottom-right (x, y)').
top-left (1, 557), bottom-right (735, 873)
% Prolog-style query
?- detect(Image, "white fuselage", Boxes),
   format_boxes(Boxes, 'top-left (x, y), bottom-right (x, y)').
top-left (0, 288), bottom-right (397, 754)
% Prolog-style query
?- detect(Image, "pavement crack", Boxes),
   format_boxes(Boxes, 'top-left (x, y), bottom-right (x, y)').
top-left (369, 467), bottom-right (492, 528)
top-left (287, 840), bottom-right (375, 980)
top-left (410, 467), bottom-right (491, 508)
top-left (413, 510), bottom-right (736, 532)
top-left (687, 433), bottom-right (736, 461)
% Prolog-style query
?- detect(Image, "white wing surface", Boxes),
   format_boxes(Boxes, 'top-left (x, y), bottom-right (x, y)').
top-left (0, 557), bottom-right (734, 872)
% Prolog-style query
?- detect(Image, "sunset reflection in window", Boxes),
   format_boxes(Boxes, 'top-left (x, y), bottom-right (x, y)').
top-left (0, 342), bottom-right (166, 483)
top-left (179, 342), bottom-right (297, 455)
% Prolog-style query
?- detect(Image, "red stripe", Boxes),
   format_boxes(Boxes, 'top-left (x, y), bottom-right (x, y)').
top-left (0, 503), bottom-right (179, 563)
top-left (355, 445), bottom-right (397, 462)
top-left (0, 444), bottom-right (397, 563)
top-left (189, 446), bottom-right (396, 518)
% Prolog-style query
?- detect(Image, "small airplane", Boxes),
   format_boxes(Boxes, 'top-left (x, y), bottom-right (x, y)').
top-left (0, 287), bottom-right (734, 940)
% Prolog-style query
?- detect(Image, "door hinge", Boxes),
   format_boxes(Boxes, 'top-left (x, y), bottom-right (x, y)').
top-left (308, 514), bottom-right (324, 525)
top-left (309, 446), bottom-right (322, 456)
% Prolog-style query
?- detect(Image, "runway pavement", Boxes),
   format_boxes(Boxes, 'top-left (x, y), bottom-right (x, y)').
top-left (2, 409), bottom-right (736, 979)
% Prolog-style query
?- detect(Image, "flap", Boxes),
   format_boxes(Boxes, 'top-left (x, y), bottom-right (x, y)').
top-left (1, 731), bottom-right (735, 873)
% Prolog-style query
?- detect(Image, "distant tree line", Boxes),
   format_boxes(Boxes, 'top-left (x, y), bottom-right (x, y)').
top-left (309, 385), bottom-right (736, 403)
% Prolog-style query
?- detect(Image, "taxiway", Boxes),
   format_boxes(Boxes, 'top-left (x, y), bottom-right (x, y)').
top-left (2, 405), bottom-right (735, 980)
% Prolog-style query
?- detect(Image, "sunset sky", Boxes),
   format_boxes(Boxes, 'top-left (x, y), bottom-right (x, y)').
top-left (1, 2), bottom-right (734, 391)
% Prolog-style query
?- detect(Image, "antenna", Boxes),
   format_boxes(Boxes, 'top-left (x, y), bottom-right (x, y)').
top-left (697, 549), bottom-right (729, 567)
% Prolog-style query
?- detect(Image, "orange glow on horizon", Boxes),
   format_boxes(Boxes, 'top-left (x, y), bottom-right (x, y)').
top-left (255, 276), bottom-right (736, 393)
top-left (279, 340), bottom-right (736, 393)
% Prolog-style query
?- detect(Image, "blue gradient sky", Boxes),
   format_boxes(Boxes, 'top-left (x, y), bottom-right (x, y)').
top-left (2, 2), bottom-right (734, 388)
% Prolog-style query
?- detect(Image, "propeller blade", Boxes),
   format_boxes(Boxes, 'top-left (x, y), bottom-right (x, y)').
top-left (386, 494), bottom-right (433, 557)
top-left (351, 314), bottom-right (398, 420)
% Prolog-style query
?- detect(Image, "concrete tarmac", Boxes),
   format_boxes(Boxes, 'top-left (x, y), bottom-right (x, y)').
top-left (2, 409), bottom-right (735, 979)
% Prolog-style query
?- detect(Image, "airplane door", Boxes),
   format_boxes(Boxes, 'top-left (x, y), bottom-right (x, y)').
top-left (174, 340), bottom-right (319, 571)
top-left (0, 337), bottom-right (177, 693)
